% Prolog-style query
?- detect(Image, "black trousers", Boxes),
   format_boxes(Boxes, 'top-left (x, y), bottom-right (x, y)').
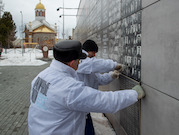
top-left (85, 113), bottom-right (95, 135)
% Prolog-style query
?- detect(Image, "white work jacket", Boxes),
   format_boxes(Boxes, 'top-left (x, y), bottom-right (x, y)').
top-left (77, 55), bottom-right (118, 89)
top-left (28, 59), bottom-right (138, 135)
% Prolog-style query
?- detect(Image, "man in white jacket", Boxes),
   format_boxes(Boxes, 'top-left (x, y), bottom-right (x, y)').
top-left (77, 40), bottom-right (123, 89)
top-left (28, 40), bottom-right (144, 135)
top-left (77, 39), bottom-right (125, 135)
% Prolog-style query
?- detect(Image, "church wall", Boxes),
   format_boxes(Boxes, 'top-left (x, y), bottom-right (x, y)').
top-left (74, 0), bottom-right (179, 135)
top-left (33, 33), bottom-right (56, 46)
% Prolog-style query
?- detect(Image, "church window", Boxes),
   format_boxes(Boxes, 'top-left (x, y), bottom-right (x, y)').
top-left (37, 38), bottom-right (40, 44)
top-left (36, 11), bottom-right (40, 16)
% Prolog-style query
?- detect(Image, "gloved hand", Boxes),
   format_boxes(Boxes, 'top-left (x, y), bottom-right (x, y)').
top-left (115, 64), bottom-right (126, 71)
top-left (132, 85), bottom-right (145, 99)
top-left (111, 70), bottom-right (120, 79)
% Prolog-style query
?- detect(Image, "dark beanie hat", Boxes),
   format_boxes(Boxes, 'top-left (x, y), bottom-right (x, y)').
top-left (82, 40), bottom-right (98, 52)
top-left (53, 40), bottom-right (86, 62)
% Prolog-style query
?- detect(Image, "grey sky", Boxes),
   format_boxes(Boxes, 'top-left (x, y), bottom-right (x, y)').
top-left (3, 0), bottom-right (80, 39)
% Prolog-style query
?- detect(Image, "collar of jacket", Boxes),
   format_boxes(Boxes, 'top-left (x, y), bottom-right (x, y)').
top-left (82, 49), bottom-right (88, 56)
top-left (50, 59), bottom-right (77, 78)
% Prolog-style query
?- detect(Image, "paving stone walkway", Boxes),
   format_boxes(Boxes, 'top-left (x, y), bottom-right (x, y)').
top-left (0, 64), bottom-right (49, 135)
top-left (0, 62), bottom-right (116, 135)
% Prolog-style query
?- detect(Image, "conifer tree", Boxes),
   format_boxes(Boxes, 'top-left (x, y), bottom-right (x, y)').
top-left (0, 12), bottom-right (16, 48)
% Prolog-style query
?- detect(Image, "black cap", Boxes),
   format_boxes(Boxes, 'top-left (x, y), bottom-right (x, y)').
top-left (53, 40), bottom-right (87, 62)
top-left (82, 40), bottom-right (98, 52)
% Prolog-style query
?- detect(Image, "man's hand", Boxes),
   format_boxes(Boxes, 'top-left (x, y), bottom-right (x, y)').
top-left (115, 64), bottom-right (126, 71)
top-left (132, 85), bottom-right (145, 99)
top-left (111, 70), bottom-right (120, 79)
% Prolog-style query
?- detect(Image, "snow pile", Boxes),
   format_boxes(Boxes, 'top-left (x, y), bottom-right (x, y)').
top-left (0, 48), bottom-right (53, 66)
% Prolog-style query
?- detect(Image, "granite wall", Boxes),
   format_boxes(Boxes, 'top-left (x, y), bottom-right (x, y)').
top-left (74, 0), bottom-right (179, 135)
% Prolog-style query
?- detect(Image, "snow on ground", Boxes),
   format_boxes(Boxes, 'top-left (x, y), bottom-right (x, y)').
top-left (0, 48), bottom-right (53, 66)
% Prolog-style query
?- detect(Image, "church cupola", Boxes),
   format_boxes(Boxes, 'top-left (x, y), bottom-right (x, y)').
top-left (35, 0), bottom-right (46, 21)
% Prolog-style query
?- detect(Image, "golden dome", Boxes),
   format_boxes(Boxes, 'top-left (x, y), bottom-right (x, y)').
top-left (35, 1), bottom-right (45, 10)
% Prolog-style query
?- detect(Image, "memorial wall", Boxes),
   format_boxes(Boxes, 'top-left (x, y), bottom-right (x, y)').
top-left (75, 0), bottom-right (142, 81)
top-left (74, 1), bottom-right (142, 135)
top-left (74, 0), bottom-right (179, 135)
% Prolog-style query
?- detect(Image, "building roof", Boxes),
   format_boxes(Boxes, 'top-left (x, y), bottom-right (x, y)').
top-left (35, 1), bottom-right (45, 10)
top-left (25, 20), bottom-right (56, 33)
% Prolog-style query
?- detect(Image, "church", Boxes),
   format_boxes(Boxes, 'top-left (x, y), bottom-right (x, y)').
top-left (24, 0), bottom-right (57, 49)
